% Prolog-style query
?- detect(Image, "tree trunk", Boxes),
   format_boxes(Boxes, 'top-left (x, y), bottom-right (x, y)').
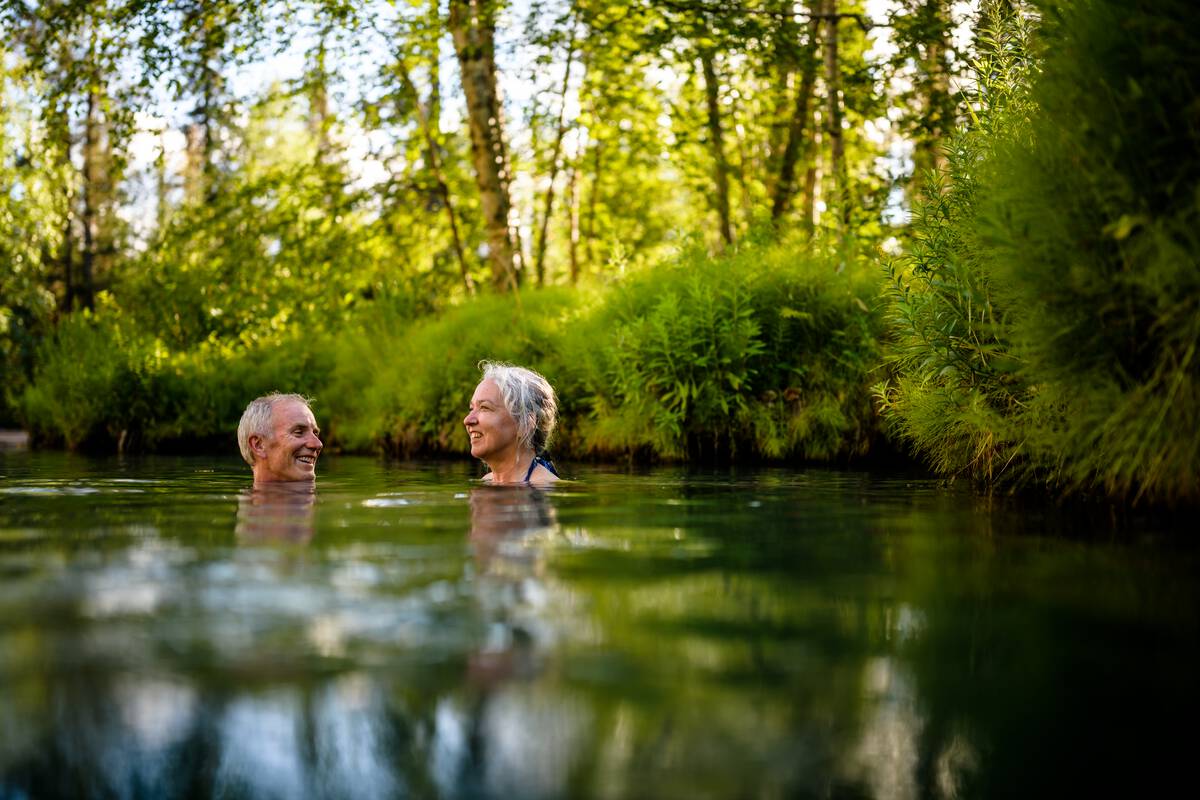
top-left (802, 158), bottom-right (818, 236)
top-left (61, 200), bottom-right (75, 313)
top-left (156, 127), bottom-right (170, 232)
top-left (822, 0), bottom-right (849, 234)
top-left (771, 8), bottom-right (821, 222)
top-left (765, 0), bottom-right (798, 197)
top-left (913, 0), bottom-right (952, 187)
top-left (190, 15), bottom-right (223, 203)
top-left (585, 137), bottom-right (601, 270)
top-left (183, 122), bottom-right (206, 205)
top-left (534, 26), bottom-right (577, 286)
top-left (396, 60), bottom-right (475, 295)
top-left (448, 0), bottom-right (519, 291)
top-left (79, 87), bottom-right (99, 311)
top-left (699, 49), bottom-right (733, 247)
top-left (427, 0), bottom-right (442, 123)
top-left (308, 35), bottom-right (332, 166)
top-left (566, 154), bottom-right (581, 285)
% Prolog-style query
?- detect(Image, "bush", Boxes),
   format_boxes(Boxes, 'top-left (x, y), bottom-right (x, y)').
top-left (324, 239), bottom-right (884, 463)
top-left (19, 303), bottom-right (338, 452)
top-left (880, 0), bottom-right (1200, 504)
top-left (560, 239), bottom-right (884, 460)
top-left (20, 306), bottom-right (154, 449)
top-left (20, 239), bottom-right (886, 466)
top-left (323, 289), bottom-right (579, 455)
top-left (978, 0), bottom-right (1200, 502)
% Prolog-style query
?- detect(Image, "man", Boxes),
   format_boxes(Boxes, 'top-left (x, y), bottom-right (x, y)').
top-left (237, 393), bottom-right (323, 483)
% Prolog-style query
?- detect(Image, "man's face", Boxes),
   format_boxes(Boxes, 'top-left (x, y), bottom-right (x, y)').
top-left (250, 399), bottom-right (322, 483)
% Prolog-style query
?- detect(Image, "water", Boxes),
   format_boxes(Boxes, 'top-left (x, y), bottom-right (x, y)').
top-left (0, 452), bottom-right (1196, 799)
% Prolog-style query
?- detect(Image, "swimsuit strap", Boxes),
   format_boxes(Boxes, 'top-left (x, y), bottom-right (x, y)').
top-left (524, 455), bottom-right (560, 482)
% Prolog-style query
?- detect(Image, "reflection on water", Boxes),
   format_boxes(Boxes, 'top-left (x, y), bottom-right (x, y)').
top-left (0, 454), bottom-right (1197, 798)
top-left (468, 487), bottom-right (558, 688)
top-left (236, 482), bottom-right (316, 543)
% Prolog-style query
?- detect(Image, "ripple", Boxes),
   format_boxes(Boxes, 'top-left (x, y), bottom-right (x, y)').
top-left (362, 497), bottom-right (412, 508)
top-left (0, 486), bottom-right (101, 496)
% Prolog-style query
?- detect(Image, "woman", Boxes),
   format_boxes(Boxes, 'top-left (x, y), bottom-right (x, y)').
top-left (463, 361), bottom-right (560, 485)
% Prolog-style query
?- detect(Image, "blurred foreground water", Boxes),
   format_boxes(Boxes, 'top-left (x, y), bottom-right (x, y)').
top-left (0, 453), bottom-right (1196, 799)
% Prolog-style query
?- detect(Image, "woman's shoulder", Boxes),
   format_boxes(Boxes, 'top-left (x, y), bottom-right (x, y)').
top-left (528, 458), bottom-right (560, 485)
top-left (528, 466), bottom-right (559, 485)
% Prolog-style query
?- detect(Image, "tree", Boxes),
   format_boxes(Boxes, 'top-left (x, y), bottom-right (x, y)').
top-left (448, 0), bottom-right (520, 291)
top-left (770, 3), bottom-right (822, 222)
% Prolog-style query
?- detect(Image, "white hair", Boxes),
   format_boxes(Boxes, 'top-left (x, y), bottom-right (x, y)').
top-left (479, 361), bottom-right (558, 454)
top-left (237, 393), bottom-right (313, 465)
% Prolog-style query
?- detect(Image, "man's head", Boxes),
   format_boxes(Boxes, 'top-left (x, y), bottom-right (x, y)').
top-left (237, 393), bottom-right (323, 483)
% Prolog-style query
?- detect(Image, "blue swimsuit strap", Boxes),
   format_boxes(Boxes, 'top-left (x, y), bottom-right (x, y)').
top-left (524, 455), bottom-right (560, 482)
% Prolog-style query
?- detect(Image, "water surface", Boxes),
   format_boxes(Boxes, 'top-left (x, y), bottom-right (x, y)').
top-left (0, 453), bottom-right (1196, 798)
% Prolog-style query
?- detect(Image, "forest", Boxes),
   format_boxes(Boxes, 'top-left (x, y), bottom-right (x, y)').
top-left (1, 0), bottom-right (1197, 505)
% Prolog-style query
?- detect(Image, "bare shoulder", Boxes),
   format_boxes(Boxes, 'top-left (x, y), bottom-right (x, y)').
top-left (528, 465), bottom-right (560, 485)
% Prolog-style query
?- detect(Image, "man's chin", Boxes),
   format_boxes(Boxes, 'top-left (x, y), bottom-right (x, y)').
top-left (253, 466), bottom-right (317, 484)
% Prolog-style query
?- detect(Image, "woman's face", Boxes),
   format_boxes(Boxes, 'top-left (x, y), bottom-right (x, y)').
top-left (463, 379), bottom-right (520, 462)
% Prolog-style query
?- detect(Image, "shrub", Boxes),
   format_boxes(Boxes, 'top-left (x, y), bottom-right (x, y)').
top-left (977, 0), bottom-right (1200, 502)
top-left (19, 306), bottom-right (154, 449)
top-left (19, 304), bottom-right (338, 452)
top-left (20, 241), bottom-right (885, 467)
top-left (562, 239), bottom-right (884, 460)
top-left (881, 0), bottom-right (1200, 504)
top-left (323, 289), bottom-right (579, 455)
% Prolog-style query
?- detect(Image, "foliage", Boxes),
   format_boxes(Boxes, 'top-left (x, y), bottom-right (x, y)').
top-left (18, 235), bottom-right (885, 465)
top-left (324, 289), bottom-right (578, 455)
top-left (0, 72), bottom-right (58, 425)
top-left (876, 1), bottom-right (1036, 482)
top-left (19, 300), bottom-right (336, 451)
top-left (560, 237), bottom-right (884, 460)
top-left (880, 0), bottom-right (1200, 504)
top-left (978, 0), bottom-right (1200, 502)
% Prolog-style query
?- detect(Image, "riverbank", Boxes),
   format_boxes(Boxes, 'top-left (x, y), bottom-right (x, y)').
top-left (16, 239), bottom-right (887, 466)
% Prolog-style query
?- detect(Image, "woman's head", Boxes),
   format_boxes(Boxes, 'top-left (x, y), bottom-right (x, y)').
top-left (473, 361), bottom-right (558, 455)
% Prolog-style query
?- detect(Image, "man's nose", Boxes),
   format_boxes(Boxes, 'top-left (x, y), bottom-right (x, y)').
top-left (463, 410), bottom-right (476, 426)
top-left (309, 432), bottom-right (323, 450)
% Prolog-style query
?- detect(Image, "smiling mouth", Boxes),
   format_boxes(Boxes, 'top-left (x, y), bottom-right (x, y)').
top-left (296, 455), bottom-right (317, 465)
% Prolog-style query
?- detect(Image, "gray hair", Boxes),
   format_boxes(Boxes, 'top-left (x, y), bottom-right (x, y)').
top-left (237, 393), bottom-right (313, 465)
top-left (479, 361), bottom-right (558, 454)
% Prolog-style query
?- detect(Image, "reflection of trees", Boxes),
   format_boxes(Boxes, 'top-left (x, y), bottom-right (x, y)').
top-left (235, 483), bottom-right (316, 543)
top-left (13, 472), bottom-right (1195, 797)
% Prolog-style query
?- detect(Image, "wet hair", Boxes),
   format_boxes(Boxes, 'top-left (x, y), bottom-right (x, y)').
top-left (478, 361), bottom-right (558, 454)
top-left (237, 393), bottom-right (313, 465)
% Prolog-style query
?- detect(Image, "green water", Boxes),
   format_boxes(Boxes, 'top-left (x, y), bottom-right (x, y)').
top-left (0, 453), bottom-right (1196, 799)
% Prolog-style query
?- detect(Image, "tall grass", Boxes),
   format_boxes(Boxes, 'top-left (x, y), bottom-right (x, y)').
top-left (21, 301), bottom-right (336, 451)
top-left (323, 289), bottom-right (578, 455)
top-left (875, 3), bottom-right (1035, 482)
top-left (880, 0), bottom-right (1200, 503)
top-left (561, 240), bottom-right (883, 460)
top-left (19, 239), bottom-right (885, 465)
top-left (978, 0), bottom-right (1200, 501)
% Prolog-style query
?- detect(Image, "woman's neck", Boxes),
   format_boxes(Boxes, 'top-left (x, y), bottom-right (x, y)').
top-left (486, 446), bottom-right (535, 485)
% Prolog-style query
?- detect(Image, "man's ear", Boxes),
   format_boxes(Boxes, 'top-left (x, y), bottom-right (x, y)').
top-left (249, 433), bottom-right (267, 460)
